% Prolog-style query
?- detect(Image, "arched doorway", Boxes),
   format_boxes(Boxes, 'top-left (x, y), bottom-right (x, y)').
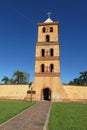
top-left (43, 88), bottom-right (51, 101)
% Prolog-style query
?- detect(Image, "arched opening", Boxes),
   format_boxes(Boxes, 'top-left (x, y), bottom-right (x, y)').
top-left (41, 49), bottom-right (45, 57)
top-left (50, 48), bottom-right (54, 56)
top-left (50, 64), bottom-right (54, 72)
top-left (43, 88), bottom-right (51, 101)
top-left (42, 27), bottom-right (46, 33)
top-left (41, 64), bottom-right (45, 72)
top-left (50, 27), bottom-right (53, 32)
top-left (46, 35), bottom-right (50, 42)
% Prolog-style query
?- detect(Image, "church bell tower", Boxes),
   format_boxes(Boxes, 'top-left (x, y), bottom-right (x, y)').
top-left (31, 15), bottom-right (62, 101)
top-left (35, 16), bottom-right (60, 78)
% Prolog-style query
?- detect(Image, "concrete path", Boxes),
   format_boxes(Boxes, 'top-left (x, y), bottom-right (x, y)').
top-left (0, 101), bottom-right (51, 130)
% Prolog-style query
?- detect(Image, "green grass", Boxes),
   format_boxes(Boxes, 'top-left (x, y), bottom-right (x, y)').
top-left (49, 102), bottom-right (87, 130)
top-left (0, 99), bottom-right (35, 124)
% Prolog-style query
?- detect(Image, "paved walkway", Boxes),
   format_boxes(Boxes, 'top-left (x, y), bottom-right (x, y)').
top-left (0, 101), bottom-right (51, 130)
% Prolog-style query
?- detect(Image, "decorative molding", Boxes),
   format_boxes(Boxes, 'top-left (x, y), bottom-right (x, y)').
top-left (35, 72), bottom-right (60, 77)
top-left (36, 42), bottom-right (60, 46)
top-left (36, 56), bottom-right (60, 61)
top-left (38, 22), bottom-right (59, 26)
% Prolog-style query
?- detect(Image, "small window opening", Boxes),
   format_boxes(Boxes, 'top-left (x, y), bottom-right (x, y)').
top-left (50, 48), bottom-right (54, 56)
top-left (50, 64), bottom-right (54, 72)
top-left (41, 64), bottom-right (45, 72)
top-left (50, 27), bottom-right (53, 32)
top-left (41, 49), bottom-right (45, 57)
top-left (46, 35), bottom-right (50, 42)
top-left (42, 27), bottom-right (46, 33)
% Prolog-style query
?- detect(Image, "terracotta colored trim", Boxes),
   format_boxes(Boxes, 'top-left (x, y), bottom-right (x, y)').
top-left (36, 56), bottom-right (60, 61)
top-left (37, 22), bottom-right (59, 26)
top-left (36, 42), bottom-right (60, 46)
top-left (35, 72), bottom-right (60, 77)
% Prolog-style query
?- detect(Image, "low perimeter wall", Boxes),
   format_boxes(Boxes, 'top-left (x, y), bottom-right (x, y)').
top-left (0, 84), bottom-right (29, 100)
top-left (62, 85), bottom-right (87, 102)
top-left (0, 84), bottom-right (87, 101)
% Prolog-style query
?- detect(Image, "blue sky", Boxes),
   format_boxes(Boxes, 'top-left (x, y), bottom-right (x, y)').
top-left (0, 0), bottom-right (87, 83)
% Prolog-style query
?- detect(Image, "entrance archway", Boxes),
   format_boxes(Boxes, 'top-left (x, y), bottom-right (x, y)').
top-left (43, 88), bottom-right (51, 101)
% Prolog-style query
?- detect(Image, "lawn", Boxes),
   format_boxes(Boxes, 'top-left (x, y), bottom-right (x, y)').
top-left (0, 99), bottom-right (35, 124)
top-left (49, 102), bottom-right (87, 130)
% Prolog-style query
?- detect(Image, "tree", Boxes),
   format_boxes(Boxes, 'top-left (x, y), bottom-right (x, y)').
top-left (1, 70), bottom-right (30, 84)
top-left (69, 71), bottom-right (87, 86)
top-left (1, 76), bottom-right (10, 84)
top-left (69, 78), bottom-right (83, 85)
top-left (24, 72), bottom-right (30, 83)
top-left (13, 70), bottom-right (30, 84)
top-left (9, 78), bottom-right (15, 84)
top-left (79, 71), bottom-right (87, 85)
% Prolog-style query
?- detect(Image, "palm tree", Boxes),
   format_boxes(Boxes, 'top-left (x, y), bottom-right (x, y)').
top-left (12, 70), bottom-right (29, 84)
top-left (9, 78), bottom-right (15, 84)
top-left (79, 71), bottom-right (87, 85)
top-left (24, 72), bottom-right (30, 83)
top-left (1, 76), bottom-right (10, 84)
top-left (13, 70), bottom-right (25, 84)
top-left (69, 78), bottom-right (83, 85)
top-left (74, 78), bottom-right (83, 85)
top-left (1, 70), bottom-right (30, 84)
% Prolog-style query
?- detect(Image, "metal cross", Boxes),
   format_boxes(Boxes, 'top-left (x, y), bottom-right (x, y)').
top-left (48, 12), bottom-right (51, 18)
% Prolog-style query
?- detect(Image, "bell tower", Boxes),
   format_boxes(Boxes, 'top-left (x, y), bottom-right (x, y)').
top-left (31, 15), bottom-right (64, 101)
top-left (35, 16), bottom-right (60, 79)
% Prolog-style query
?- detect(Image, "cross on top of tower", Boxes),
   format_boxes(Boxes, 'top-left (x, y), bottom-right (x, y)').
top-left (47, 12), bottom-right (51, 18)
top-left (44, 12), bottom-right (53, 23)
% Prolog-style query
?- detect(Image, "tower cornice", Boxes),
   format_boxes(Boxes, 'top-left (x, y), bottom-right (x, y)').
top-left (36, 56), bottom-right (60, 61)
top-left (35, 72), bottom-right (60, 77)
top-left (37, 22), bottom-right (59, 26)
top-left (36, 42), bottom-right (60, 46)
